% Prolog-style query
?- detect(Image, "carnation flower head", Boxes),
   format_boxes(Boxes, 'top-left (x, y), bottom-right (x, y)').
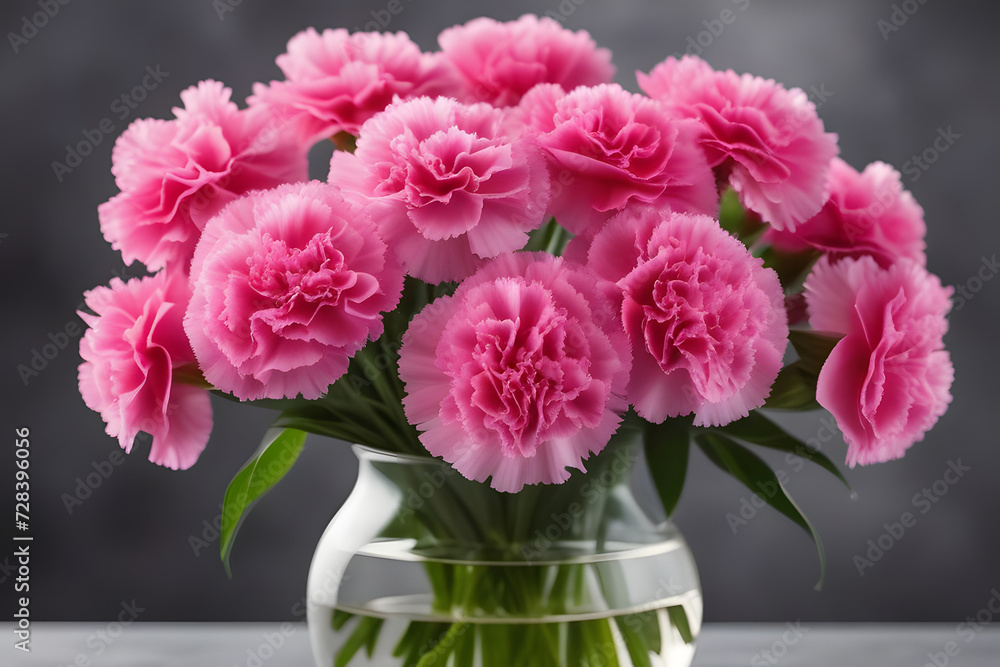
top-left (248, 28), bottom-right (459, 141)
top-left (184, 181), bottom-right (403, 400)
top-left (78, 271), bottom-right (212, 470)
top-left (99, 80), bottom-right (309, 272)
top-left (521, 83), bottom-right (717, 238)
top-left (638, 55), bottom-right (839, 231)
top-left (805, 256), bottom-right (953, 466)
top-left (329, 96), bottom-right (550, 283)
top-left (585, 207), bottom-right (788, 426)
top-left (767, 158), bottom-right (926, 267)
top-left (399, 253), bottom-right (631, 492)
top-left (438, 14), bottom-right (614, 107)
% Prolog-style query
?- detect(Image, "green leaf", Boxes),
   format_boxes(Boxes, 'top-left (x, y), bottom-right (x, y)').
top-left (666, 605), bottom-right (695, 644)
top-left (332, 609), bottom-right (354, 631)
top-left (454, 623), bottom-right (475, 665)
top-left (220, 427), bottom-right (307, 576)
top-left (619, 610), bottom-right (662, 662)
top-left (642, 416), bottom-right (693, 517)
top-left (763, 362), bottom-right (822, 411)
top-left (615, 614), bottom-right (655, 667)
top-left (758, 246), bottom-right (822, 294)
top-left (335, 615), bottom-right (384, 667)
top-left (332, 130), bottom-right (358, 153)
top-left (718, 187), bottom-right (766, 248)
top-left (416, 623), bottom-right (468, 667)
top-left (524, 218), bottom-right (560, 252)
top-left (715, 412), bottom-right (850, 489)
top-left (763, 330), bottom-right (844, 411)
top-left (579, 619), bottom-right (620, 667)
top-left (364, 619), bottom-right (383, 658)
top-left (695, 432), bottom-right (826, 590)
top-left (788, 330), bottom-right (844, 376)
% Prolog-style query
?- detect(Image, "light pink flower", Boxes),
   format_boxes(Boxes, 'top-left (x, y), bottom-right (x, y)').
top-left (805, 256), bottom-right (953, 466)
top-left (99, 80), bottom-right (309, 272)
top-left (248, 28), bottom-right (459, 141)
top-left (78, 271), bottom-right (212, 470)
top-left (399, 253), bottom-right (631, 492)
top-left (766, 158), bottom-right (926, 267)
top-left (184, 182), bottom-right (403, 401)
top-left (522, 83), bottom-right (717, 238)
top-left (438, 14), bottom-right (614, 107)
top-left (638, 55), bottom-right (839, 231)
top-left (586, 207), bottom-right (788, 426)
top-left (329, 96), bottom-right (550, 284)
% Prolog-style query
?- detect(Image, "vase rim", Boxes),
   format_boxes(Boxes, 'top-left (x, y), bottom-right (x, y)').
top-left (350, 443), bottom-right (443, 466)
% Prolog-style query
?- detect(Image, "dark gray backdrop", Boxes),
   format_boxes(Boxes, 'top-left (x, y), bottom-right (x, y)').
top-left (1, 0), bottom-right (997, 626)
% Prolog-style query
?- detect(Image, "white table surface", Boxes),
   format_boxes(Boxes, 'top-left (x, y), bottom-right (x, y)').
top-left (4, 623), bottom-right (999, 666)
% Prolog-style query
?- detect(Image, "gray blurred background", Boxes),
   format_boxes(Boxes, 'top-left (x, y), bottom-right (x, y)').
top-left (1, 0), bottom-right (997, 625)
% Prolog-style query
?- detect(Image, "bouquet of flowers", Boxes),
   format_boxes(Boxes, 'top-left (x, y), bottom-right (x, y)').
top-left (78, 14), bottom-right (954, 667)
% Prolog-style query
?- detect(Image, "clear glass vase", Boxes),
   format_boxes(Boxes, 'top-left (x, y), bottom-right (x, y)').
top-left (306, 434), bottom-right (702, 667)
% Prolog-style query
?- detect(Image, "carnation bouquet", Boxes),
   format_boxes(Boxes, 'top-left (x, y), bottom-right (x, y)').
top-left (78, 14), bottom-right (953, 667)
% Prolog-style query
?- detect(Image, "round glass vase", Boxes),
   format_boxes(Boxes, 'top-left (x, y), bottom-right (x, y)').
top-left (306, 434), bottom-right (702, 667)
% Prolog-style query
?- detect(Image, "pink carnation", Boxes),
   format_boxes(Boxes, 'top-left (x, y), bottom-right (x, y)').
top-left (184, 182), bottom-right (403, 400)
top-left (767, 158), bottom-right (926, 267)
top-left (248, 28), bottom-right (459, 141)
top-left (523, 83), bottom-right (717, 237)
top-left (329, 96), bottom-right (550, 283)
top-left (638, 55), bottom-right (839, 231)
top-left (438, 14), bottom-right (614, 107)
top-left (586, 207), bottom-right (788, 426)
top-left (399, 253), bottom-right (631, 492)
top-left (99, 80), bottom-right (309, 272)
top-left (78, 271), bottom-right (212, 470)
top-left (805, 256), bottom-right (953, 466)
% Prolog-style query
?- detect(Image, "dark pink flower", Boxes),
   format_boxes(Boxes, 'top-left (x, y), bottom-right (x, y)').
top-left (248, 28), bottom-right (459, 141)
top-left (78, 271), bottom-right (211, 470)
top-left (522, 83), bottom-right (717, 238)
top-left (586, 206), bottom-right (788, 426)
top-left (805, 256), bottom-right (953, 466)
top-left (767, 158), bottom-right (926, 267)
top-left (99, 80), bottom-right (309, 272)
top-left (438, 14), bottom-right (614, 107)
top-left (329, 96), bottom-right (550, 283)
top-left (399, 253), bottom-right (631, 492)
top-left (184, 182), bottom-right (403, 400)
top-left (638, 55), bottom-right (839, 231)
